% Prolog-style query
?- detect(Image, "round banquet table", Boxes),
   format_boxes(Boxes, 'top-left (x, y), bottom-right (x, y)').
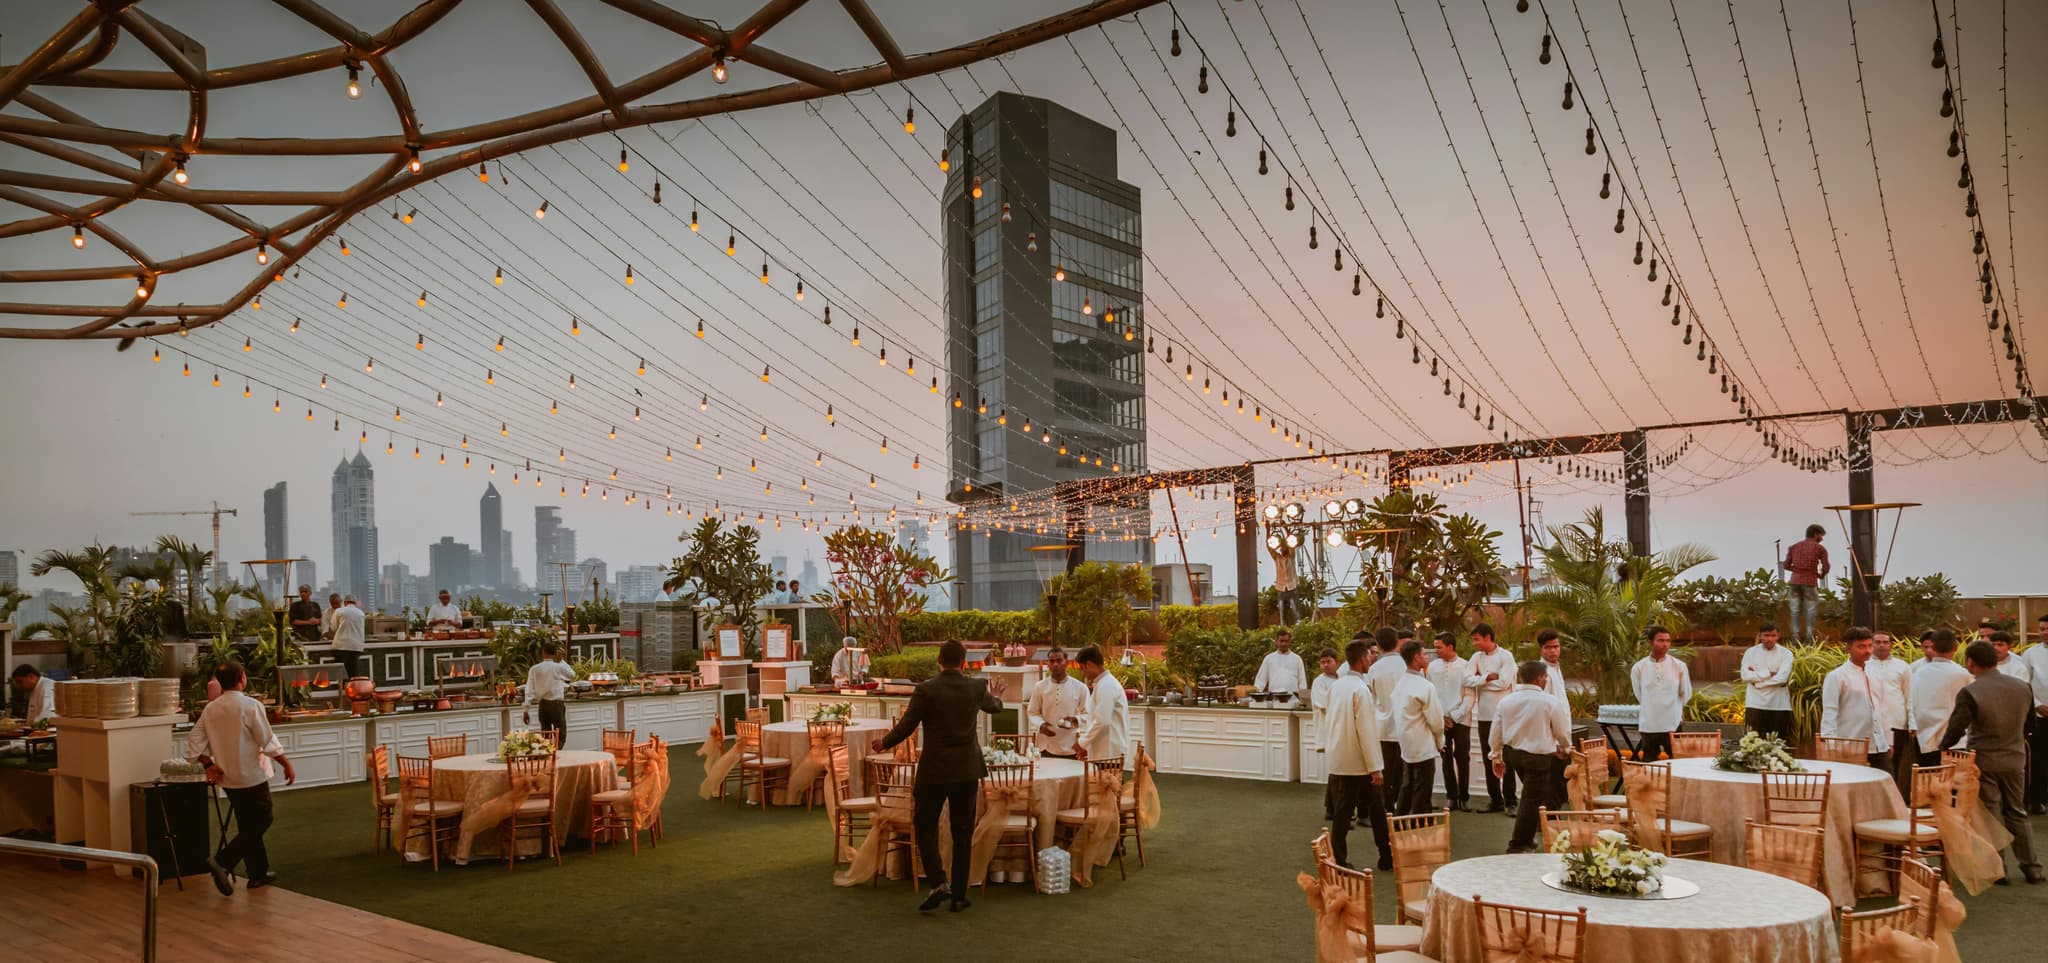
top-left (415, 751), bottom-right (620, 863)
top-left (1663, 756), bottom-right (1905, 904)
top-left (759, 719), bottom-right (891, 805)
top-left (890, 756), bottom-right (1089, 883)
top-left (1419, 854), bottom-right (1838, 963)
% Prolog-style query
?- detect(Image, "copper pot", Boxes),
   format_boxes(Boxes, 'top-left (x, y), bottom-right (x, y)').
top-left (345, 677), bottom-right (376, 700)
top-left (434, 698), bottom-right (452, 710)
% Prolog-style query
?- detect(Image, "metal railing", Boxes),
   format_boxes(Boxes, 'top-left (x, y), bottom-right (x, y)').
top-left (0, 837), bottom-right (158, 962)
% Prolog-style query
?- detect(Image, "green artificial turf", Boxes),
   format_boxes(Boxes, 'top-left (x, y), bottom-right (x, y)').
top-left (256, 750), bottom-right (2046, 961)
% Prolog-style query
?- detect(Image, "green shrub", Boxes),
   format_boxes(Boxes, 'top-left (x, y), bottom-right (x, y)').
top-left (870, 647), bottom-right (942, 682)
top-left (1164, 626), bottom-right (1267, 686)
top-left (901, 609), bottom-right (1047, 645)
top-left (1157, 604), bottom-right (1237, 637)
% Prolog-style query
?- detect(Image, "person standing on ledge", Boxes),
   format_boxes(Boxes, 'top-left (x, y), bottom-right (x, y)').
top-left (188, 661), bottom-right (294, 894)
top-left (1940, 641), bottom-right (2043, 884)
top-left (1820, 628), bottom-right (1893, 770)
top-left (876, 640), bottom-right (1006, 912)
top-left (1739, 622), bottom-right (1795, 742)
top-left (1781, 524), bottom-right (1829, 641)
top-left (522, 641), bottom-right (576, 740)
top-left (1629, 626), bottom-right (1692, 763)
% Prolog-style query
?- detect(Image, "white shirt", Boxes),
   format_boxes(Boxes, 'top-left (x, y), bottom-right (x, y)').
top-left (332, 603), bottom-right (366, 652)
top-left (1079, 668), bottom-right (1129, 761)
top-left (1995, 654), bottom-right (2031, 685)
top-left (1463, 647), bottom-right (1517, 722)
top-left (524, 659), bottom-right (577, 704)
top-left (426, 602), bottom-right (463, 625)
top-left (1909, 657), bottom-right (1972, 754)
top-left (1820, 661), bottom-right (1890, 753)
top-left (1254, 650), bottom-right (1308, 698)
top-left (1392, 670), bottom-right (1445, 764)
top-left (1366, 651), bottom-right (1407, 737)
top-left (2023, 644), bottom-right (2048, 707)
top-left (1539, 658), bottom-right (1566, 700)
top-left (1739, 643), bottom-right (1795, 711)
top-left (1629, 655), bottom-right (1692, 734)
top-left (1322, 673), bottom-right (1384, 776)
top-left (1866, 655), bottom-right (1911, 732)
top-left (1428, 654), bottom-right (1472, 727)
top-left (1488, 684), bottom-right (1571, 762)
top-left (1310, 671), bottom-right (1340, 743)
top-left (23, 675), bottom-right (55, 722)
top-left (186, 690), bottom-right (284, 789)
top-left (829, 646), bottom-right (870, 681)
top-left (1026, 674), bottom-right (1091, 755)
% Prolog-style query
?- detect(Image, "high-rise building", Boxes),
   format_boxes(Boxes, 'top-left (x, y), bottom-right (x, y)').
top-left (534, 507), bottom-right (577, 595)
top-left (0, 548), bottom-right (19, 589)
top-left (478, 483), bottom-right (503, 590)
top-left (943, 92), bottom-right (1150, 610)
top-left (379, 560), bottom-right (418, 612)
top-left (331, 451), bottom-right (379, 603)
top-left (615, 565), bottom-right (666, 603)
top-left (799, 556), bottom-right (819, 593)
top-left (499, 530), bottom-right (514, 587)
top-left (896, 518), bottom-right (930, 557)
top-left (262, 481), bottom-right (289, 597)
top-left (428, 536), bottom-right (473, 593)
top-left (295, 559), bottom-right (316, 596)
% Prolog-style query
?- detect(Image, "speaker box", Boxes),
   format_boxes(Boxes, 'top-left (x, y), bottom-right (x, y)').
top-left (130, 781), bottom-right (212, 879)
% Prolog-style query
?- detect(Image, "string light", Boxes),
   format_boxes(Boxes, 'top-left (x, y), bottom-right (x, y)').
top-left (534, 200), bottom-right (548, 219)
top-left (617, 147), bottom-right (629, 172)
top-left (339, 237), bottom-right (350, 255)
top-left (345, 61), bottom-right (361, 99)
top-left (135, 276), bottom-right (150, 299)
top-left (624, 264), bottom-right (634, 285)
top-left (407, 146), bottom-right (422, 173)
top-left (478, 162), bottom-right (489, 182)
top-left (71, 224), bottom-right (85, 248)
top-left (337, 292), bottom-right (348, 308)
top-left (712, 54), bottom-right (728, 84)
top-left (255, 242), bottom-right (268, 265)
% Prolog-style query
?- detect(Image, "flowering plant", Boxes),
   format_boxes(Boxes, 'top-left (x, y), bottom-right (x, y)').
top-left (1713, 731), bottom-right (1805, 774)
top-left (981, 737), bottom-right (1030, 766)
top-left (808, 702), bottom-right (853, 724)
top-left (1552, 828), bottom-right (1667, 896)
top-left (495, 728), bottom-right (557, 761)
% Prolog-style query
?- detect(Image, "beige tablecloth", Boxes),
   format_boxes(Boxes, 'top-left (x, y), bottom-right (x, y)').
top-left (1664, 757), bottom-right (1905, 904)
top-left (408, 751), bottom-right (619, 862)
top-left (881, 757), bottom-right (1089, 884)
top-left (1420, 854), bottom-right (1837, 963)
top-left (760, 719), bottom-right (890, 805)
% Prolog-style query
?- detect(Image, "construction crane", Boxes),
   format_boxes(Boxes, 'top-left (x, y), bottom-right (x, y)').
top-left (131, 501), bottom-right (239, 590)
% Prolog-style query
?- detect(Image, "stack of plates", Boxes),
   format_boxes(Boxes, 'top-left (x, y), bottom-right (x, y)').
top-left (139, 679), bottom-right (181, 717)
top-left (97, 678), bottom-right (139, 719)
top-left (59, 680), bottom-right (98, 719)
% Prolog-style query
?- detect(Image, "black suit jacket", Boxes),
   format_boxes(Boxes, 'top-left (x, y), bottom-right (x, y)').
top-left (879, 669), bottom-right (1003, 785)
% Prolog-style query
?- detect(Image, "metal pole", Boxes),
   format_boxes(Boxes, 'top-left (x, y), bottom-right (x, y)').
top-left (1164, 487), bottom-right (1198, 606)
top-left (1514, 463), bottom-right (1532, 600)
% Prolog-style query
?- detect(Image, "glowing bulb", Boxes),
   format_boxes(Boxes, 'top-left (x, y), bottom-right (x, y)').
top-left (618, 148), bottom-right (629, 172)
top-left (494, 266), bottom-right (504, 285)
top-left (72, 225), bottom-right (86, 248)
top-left (402, 208), bottom-right (415, 224)
top-left (494, 335), bottom-right (505, 352)
top-left (339, 238), bottom-right (349, 255)
top-left (624, 264), bottom-right (634, 285)
top-left (971, 176), bottom-right (983, 198)
top-left (534, 200), bottom-right (549, 219)
top-left (695, 320), bottom-right (705, 339)
top-left (345, 63), bottom-right (361, 99)
top-left (211, 372), bottom-right (220, 387)
top-left (255, 242), bottom-right (268, 264)
top-left (938, 148), bottom-right (950, 172)
top-left (570, 317), bottom-right (581, 336)
top-left (794, 279), bottom-right (804, 301)
top-left (364, 357), bottom-right (374, 373)
top-left (407, 147), bottom-right (422, 173)
top-left (636, 358), bottom-right (646, 376)
top-left (173, 157), bottom-right (189, 184)
top-left (1054, 265), bottom-right (1066, 282)
top-left (134, 276), bottom-right (151, 299)
top-left (727, 234), bottom-right (736, 256)
top-left (712, 57), bottom-right (728, 83)
top-left (761, 366), bottom-right (770, 382)
top-left (690, 210), bottom-right (699, 232)
top-left (904, 105), bottom-right (916, 134)
top-left (243, 337), bottom-right (252, 352)
top-left (700, 395), bottom-right (708, 411)
top-left (417, 292), bottom-right (428, 308)
top-left (478, 163), bottom-right (490, 182)
top-left (760, 262), bottom-right (770, 284)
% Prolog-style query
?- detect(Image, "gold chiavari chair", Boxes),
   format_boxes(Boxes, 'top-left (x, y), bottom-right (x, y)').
top-left (1471, 895), bottom-right (1587, 963)
top-left (1837, 899), bottom-right (1929, 961)
top-left (1896, 856), bottom-right (1950, 950)
top-left (1670, 731), bottom-right (1724, 759)
top-left (1318, 858), bottom-right (1428, 956)
top-left (866, 759), bottom-right (920, 889)
top-left (1539, 808), bottom-right (1630, 850)
top-left (602, 727), bottom-right (637, 781)
top-left (1620, 761), bottom-right (1712, 859)
top-left (735, 720), bottom-right (791, 809)
top-left (367, 744), bottom-right (397, 853)
top-left (830, 744), bottom-right (876, 865)
top-left (1744, 819), bottom-right (1824, 891)
top-left (1853, 764), bottom-right (1946, 884)
top-left (427, 734), bottom-right (468, 759)
top-left (1815, 736), bottom-right (1870, 766)
top-left (397, 754), bottom-right (461, 871)
top-left (1054, 755), bottom-right (1129, 881)
top-left (1387, 808), bottom-right (1453, 926)
top-left (801, 720), bottom-right (848, 811)
top-left (1120, 740), bottom-right (1151, 867)
top-left (1759, 770), bottom-right (1832, 828)
top-left (1575, 738), bottom-right (1627, 809)
top-left (979, 761), bottom-right (1037, 892)
top-left (500, 752), bottom-right (561, 868)
top-left (744, 706), bottom-right (771, 727)
top-left (589, 737), bottom-right (659, 855)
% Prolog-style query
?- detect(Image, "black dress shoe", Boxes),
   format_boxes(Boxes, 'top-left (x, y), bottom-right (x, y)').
top-left (918, 887), bottom-right (951, 911)
top-left (1505, 803), bottom-right (1519, 818)
top-left (949, 895), bottom-right (974, 912)
top-left (1376, 855), bottom-right (1394, 871)
top-left (247, 872), bottom-right (279, 889)
top-left (1478, 802), bottom-right (1503, 814)
top-left (1993, 876), bottom-right (2010, 886)
top-left (2026, 868), bottom-right (2046, 885)
top-left (206, 857), bottom-right (234, 896)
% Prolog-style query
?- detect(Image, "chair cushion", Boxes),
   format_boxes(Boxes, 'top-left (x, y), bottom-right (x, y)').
top-left (1854, 819), bottom-right (1942, 842)
top-left (839, 795), bottom-right (878, 812)
top-left (1373, 951), bottom-right (1443, 963)
top-left (1403, 896), bottom-right (1430, 921)
top-left (998, 813), bottom-right (1033, 831)
top-left (743, 756), bottom-right (791, 769)
top-left (515, 797), bottom-right (552, 815)
top-left (1373, 923), bottom-right (1424, 951)
top-left (377, 791), bottom-right (400, 806)
top-left (1655, 817), bottom-right (1713, 837)
top-left (1590, 794), bottom-right (1629, 808)
top-left (410, 799), bottom-right (464, 816)
top-left (1054, 807), bottom-right (1088, 823)
top-left (590, 788), bottom-right (633, 804)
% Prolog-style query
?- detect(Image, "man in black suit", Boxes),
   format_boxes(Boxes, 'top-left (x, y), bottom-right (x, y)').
top-left (1941, 640), bottom-right (2043, 884)
top-left (877, 640), bottom-right (1008, 912)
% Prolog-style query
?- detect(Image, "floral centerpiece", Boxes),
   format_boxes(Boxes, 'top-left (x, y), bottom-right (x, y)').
top-left (495, 728), bottom-right (557, 761)
top-left (1552, 828), bottom-right (1668, 897)
top-left (808, 702), bottom-right (853, 724)
top-left (981, 737), bottom-right (1030, 766)
top-left (1714, 731), bottom-right (1805, 773)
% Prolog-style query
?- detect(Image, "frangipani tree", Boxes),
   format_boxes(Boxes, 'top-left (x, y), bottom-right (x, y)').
top-left (810, 526), bottom-right (950, 654)
top-left (662, 518), bottom-right (775, 639)
top-left (1527, 507), bottom-right (1715, 702)
top-left (1338, 489), bottom-right (1507, 633)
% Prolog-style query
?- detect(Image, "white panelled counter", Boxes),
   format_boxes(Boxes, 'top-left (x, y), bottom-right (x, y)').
top-left (176, 688), bottom-right (741, 792)
top-left (1146, 705), bottom-right (1300, 782)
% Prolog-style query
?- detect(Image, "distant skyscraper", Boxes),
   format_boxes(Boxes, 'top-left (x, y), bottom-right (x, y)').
top-left (534, 507), bottom-right (577, 595)
top-left (616, 565), bottom-right (666, 603)
top-left (799, 556), bottom-right (819, 593)
top-left (943, 93), bottom-right (1150, 610)
top-left (479, 483), bottom-right (503, 590)
top-left (295, 559), bottom-right (316, 596)
top-left (499, 530), bottom-right (514, 587)
top-left (262, 481), bottom-right (289, 597)
top-left (331, 451), bottom-right (379, 603)
top-left (380, 560), bottom-right (418, 612)
top-left (429, 536), bottom-right (473, 592)
top-left (0, 549), bottom-right (18, 590)
top-left (896, 519), bottom-right (929, 557)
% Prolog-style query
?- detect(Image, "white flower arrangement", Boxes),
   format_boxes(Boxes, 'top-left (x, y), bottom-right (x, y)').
top-left (808, 702), bottom-right (854, 724)
top-left (495, 728), bottom-right (557, 761)
top-left (1713, 731), bottom-right (1806, 774)
top-left (981, 737), bottom-right (1030, 766)
top-left (1553, 828), bottom-right (1668, 897)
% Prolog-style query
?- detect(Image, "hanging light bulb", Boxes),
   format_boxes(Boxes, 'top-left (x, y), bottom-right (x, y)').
top-left (624, 264), bottom-right (635, 285)
top-left (726, 233), bottom-right (737, 256)
top-left (71, 224), bottom-right (86, 248)
top-left (712, 55), bottom-right (729, 83)
top-left (794, 278), bottom-right (804, 301)
top-left (904, 104), bottom-right (916, 134)
top-left (700, 394), bottom-right (708, 411)
top-left (852, 326), bottom-right (862, 346)
top-left (478, 162), bottom-right (490, 182)
top-left (534, 200), bottom-right (549, 219)
top-left (761, 365), bottom-right (770, 382)
top-left (570, 316), bottom-right (581, 336)
top-left (971, 176), bottom-right (983, 199)
top-left (1082, 295), bottom-right (1092, 315)
top-left (345, 62), bottom-right (361, 99)
top-left (1054, 264), bottom-right (1066, 282)
top-left (407, 146), bottom-right (422, 173)
top-left (938, 148), bottom-right (950, 172)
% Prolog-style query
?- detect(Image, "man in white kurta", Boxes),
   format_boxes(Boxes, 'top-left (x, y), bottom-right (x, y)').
top-left (10, 665), bottom-right (56, 723)
top-left (1629, 627), bottom-right (1693, 762)
top-left (1311, 648), bottom-right (1342, 818)
top-left (187, 662), bottom-right (295, 891)
top-left (1324, 640), bottom-right (1386, 869)
top-left (1820, 628), bottom-right (1892, 769)
top-left (1739, 624), bottom-right (1796, 742)
top-left (1463, 625), bottom-right (1517, 812)
top-left (1536, 629), bottom-right (1567, 700)
top-left (1390, 641), bottom-right (1445, 816)
top-left (1074, 647), bottom-right (1129, 762)
top-left (1909, 629), bottom-right (1972, 764)
top-left (1365, 628), bottom-right (1411, 806)
top-left (1868, 632), bottom-right (1914, 796)
top-left (1254, 630), bottom-right (1308, 704)
top-left (1429, 634), bottom-right (1474, 810)
top-left (1026, 647), bottom-right (1090, 757)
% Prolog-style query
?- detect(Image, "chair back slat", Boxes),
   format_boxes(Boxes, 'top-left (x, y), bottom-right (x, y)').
top-left (1838, 899), bottom-right (1925, 960)
top-left (397, 754), bottom-right (435, 798)
top-left (1671, 731), bottom-right (1723, 759)
top-left (427, 734), bottom-right (468, 759)
top-left (602, 728), bottom-right (636, 767)
top-left (1895, 857), bottom-right (1946, 941)
top-left (1759, 770), bottom-right (1832, 827)
top-left (982, 762), bottom-right (1035, 813)
top-left (1745, 819), bottom-right (1825, 891)
top-left (1472, 894), bottom-right (1589, 963)
top-left (1540, 808), bottom-right (1628, 849)
top-left (1387, 809), bottom-right (1452, 910)
top-left (1816, 736), bottom-right (1869, 766)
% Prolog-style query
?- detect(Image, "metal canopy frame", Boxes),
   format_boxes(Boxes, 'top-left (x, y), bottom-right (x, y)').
top-left (0, 0), bottom-right (1166, 341)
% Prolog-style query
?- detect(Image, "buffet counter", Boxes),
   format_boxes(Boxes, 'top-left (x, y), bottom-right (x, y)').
top-left (171, 687), bottom-right (742, 793)
top-left (299, 632), bottom-right (622, 691)
top-left (1140, 703), bottom-right (1303, 782)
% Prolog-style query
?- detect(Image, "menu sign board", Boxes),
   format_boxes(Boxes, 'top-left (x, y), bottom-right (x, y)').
top-left (715, 624), bottom-right (743, 659)
top-left (763, 624), bottom-right (792, 661)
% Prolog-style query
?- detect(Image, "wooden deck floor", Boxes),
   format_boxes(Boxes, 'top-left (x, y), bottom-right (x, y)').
top-left (2, 858), bottom-right (544, 962)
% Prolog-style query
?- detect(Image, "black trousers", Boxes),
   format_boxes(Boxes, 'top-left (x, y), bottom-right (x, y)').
top-left (2026, 714), bottom-right (2048, 809)
top-left (1397, 757), bottom-right (1436, 816)
top-left (1329, 773), bottom-right (1389, 868)
top-left (1743, 708), bottom-right (1794, 743)
top-left (1323, 771), bottom-right (1335, 818)
top-left (1477, 721), bottom-right (1504, 805)
top-left (912, 780), bottom-right (977, 890)
top-left (1380, 741), bottom-right (1406, 808)
top-left (1505, 750), bottom-right (1563, 852)
top-left (1636, 731), bottom-right (1674, 763)
top-left (537, 699), bottom-right (567, 737)
top-left (1888, 729), bottom-right (1915, 800)
top-left (1442, 723), bottom-right (1471, 806)
top-left (335, 651), bottom-right (364, 680)
top-left (218, 783), bottom-right (274, 878)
